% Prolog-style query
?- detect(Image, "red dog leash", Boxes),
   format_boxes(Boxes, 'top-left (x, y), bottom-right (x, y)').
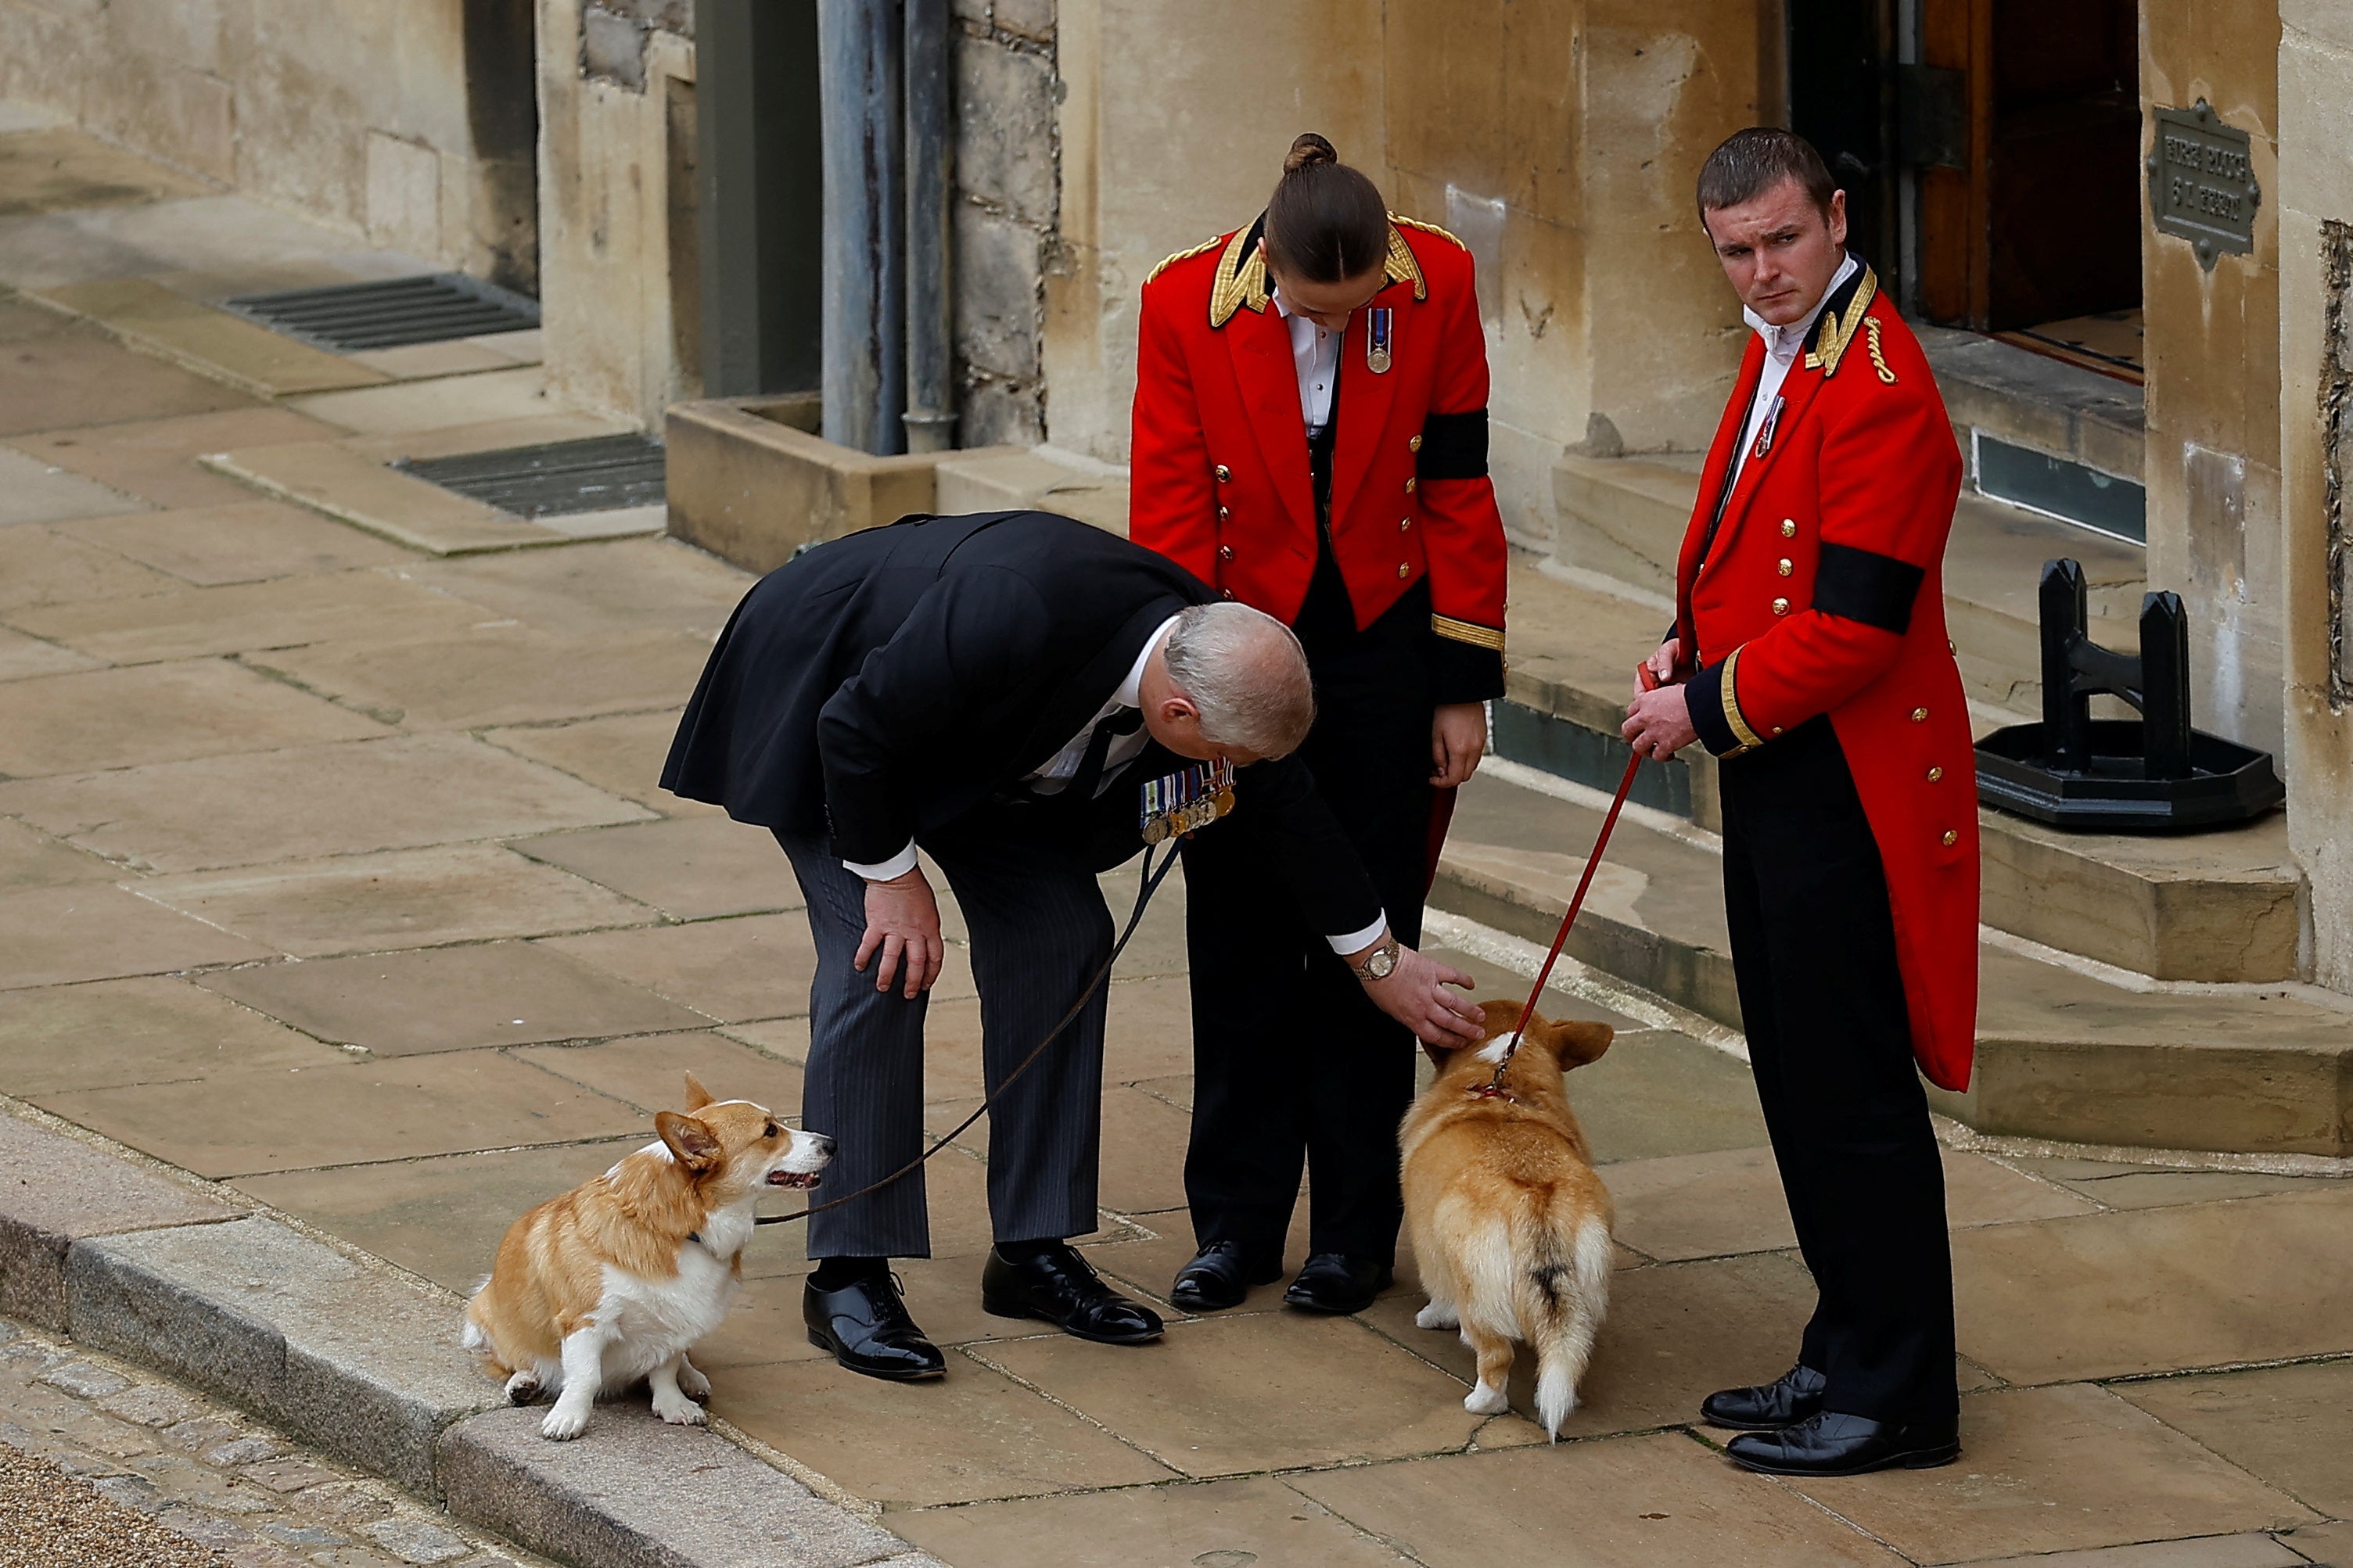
top-left (1475, 664), bottom-right (1659, 1099)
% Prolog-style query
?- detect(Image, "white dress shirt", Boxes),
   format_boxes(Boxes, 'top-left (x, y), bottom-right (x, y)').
top-left (1728, 252), bottom-right (1857, 491)
top-left (1272, 287), bottom-right (1340, 432)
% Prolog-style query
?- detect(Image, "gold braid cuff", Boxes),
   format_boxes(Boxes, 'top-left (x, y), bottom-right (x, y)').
top-left (1432, 614), bottom-right (1505, 652)
top-left (1720, 645), bottom-right (1767, 752)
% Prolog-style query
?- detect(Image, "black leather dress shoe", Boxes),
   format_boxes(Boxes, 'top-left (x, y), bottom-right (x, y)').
top-left (1726, 1411), bottom-right (1961, 1477)
top-left (981, 1244), bottom-right (1163, 1344)
top-left (1700, 1363), bottom-right (1827, 1431)
top-left (803, 1273), bottom-right (946, 1381)
top-left (1281, 1253), bottom-right (1392, 1315)
top-left (1169, 1242), bottom-right (1284, 1312)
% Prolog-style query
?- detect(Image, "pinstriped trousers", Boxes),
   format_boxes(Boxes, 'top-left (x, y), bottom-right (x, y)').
top-left (776, 808), bottom-right (1116, 1260)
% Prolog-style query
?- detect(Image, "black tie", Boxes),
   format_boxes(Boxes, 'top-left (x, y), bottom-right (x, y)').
top-left (1067, 709), bottom-right (1144, 801)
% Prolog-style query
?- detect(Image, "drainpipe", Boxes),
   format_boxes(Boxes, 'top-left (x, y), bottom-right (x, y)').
top-left (817, 0), bottom-right (905, 455)
top-left (901, 0), bottom-right (957, 453)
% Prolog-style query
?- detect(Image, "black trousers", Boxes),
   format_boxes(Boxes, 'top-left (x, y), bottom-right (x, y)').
top-left (1180, 579), bottom-right (1435, 1265)
top-left (1718, 716), bottom-right (1957, 1424)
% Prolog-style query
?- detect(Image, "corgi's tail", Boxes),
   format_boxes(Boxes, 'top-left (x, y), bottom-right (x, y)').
top-left (1521, 1213), bottom-right (1612, 1441)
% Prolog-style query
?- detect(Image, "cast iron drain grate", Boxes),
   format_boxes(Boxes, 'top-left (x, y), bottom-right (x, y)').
top-left (225, 274), bottom-right (541, 353)
top-left (394, 435), bottom-right (666, 519)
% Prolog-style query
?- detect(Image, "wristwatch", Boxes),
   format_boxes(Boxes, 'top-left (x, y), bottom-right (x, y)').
top-left (1349, 935), bottom-right (1402, 982)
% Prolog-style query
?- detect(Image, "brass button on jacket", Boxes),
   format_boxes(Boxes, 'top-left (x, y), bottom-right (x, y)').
top-left (1771, 597), bottom-right (1790, 615)
top-left (1218, 544), bottom-right (1235, 561)
top-left (1218, 505), bottom-right (1230, 520)
top-left (1910, 706), bottom-right (1928, 723)
top-left (1404, 476), bottom-right (1417, 493)
top-left (1399, 517), bottom-right (1412, 533)
top-left (1941, 829), bottom-right (1959, 847)
top-left (1927, 765), bottom-right (1944, 782)
top-left (1396, 562), bottom-right (1410, 579)
top-left (1214, 465), bottom-right (1231, 483)
top-left (1408, 433), bottom-right (1423, 452)
top-left (1776, 558), bottom-right (1793, 576)
top-left (1780, 518), bottom-right (1797, 537)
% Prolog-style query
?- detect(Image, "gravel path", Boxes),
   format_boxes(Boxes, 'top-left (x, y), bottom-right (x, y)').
top-left (0, 1316), bottom-right (544, 1568)
top-left (0, 1441), bottom-right (232, 1567)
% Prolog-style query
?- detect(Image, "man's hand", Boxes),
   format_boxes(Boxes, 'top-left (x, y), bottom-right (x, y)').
top-left (1641, 637), bottom-right (1685, 691)
top-left (856, 866), bottom-right (943, 998)
top-left (1351, 941), bottom-right (1486, 1046)
top-left (1431, 702), bottom-right (1487, 788)
top-left (1623, 684), bottom-right (1700, 761)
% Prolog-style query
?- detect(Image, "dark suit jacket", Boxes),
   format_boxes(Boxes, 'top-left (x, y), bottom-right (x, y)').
top-left (663, 511), bottom-right (1383, 937)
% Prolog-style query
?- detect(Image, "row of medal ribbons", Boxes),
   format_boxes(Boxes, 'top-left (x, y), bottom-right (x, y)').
top-left (1140, 759), bottom-right (1238, 844)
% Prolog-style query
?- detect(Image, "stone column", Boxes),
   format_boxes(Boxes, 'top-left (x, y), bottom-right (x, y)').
top-left (2279, 1), bottom-right (2353, 989)
top-left (2140, 1), bottom-right (2286, 758)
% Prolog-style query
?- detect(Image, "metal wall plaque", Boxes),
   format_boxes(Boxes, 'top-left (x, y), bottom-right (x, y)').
top-left (2148, 99), bottom-right (2260, 269)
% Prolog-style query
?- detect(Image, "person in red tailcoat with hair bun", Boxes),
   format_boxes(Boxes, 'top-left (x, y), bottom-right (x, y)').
top-left (1130, 132), bottom-right (1508, 1318)
top-left (1622, 127), bottom-right (1977, 1480)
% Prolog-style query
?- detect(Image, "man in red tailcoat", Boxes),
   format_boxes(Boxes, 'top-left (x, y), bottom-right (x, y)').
top-left (1622, 128), bottom-right (1978, 1477)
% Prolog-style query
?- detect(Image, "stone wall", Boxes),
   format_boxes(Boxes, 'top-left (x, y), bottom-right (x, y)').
top-left (1045, 0), bottom-right (1762, 544)
top-left (2279, 0), bottom-right (2353, 988)
top-left (0, 0), bottom-right (538, 291)
top-left (952, 1), bottom-right (1058, 447)
top-left (2141, 0), bottom-right (2286, 757)
top-left (534, 0), bottom-right (699, 427)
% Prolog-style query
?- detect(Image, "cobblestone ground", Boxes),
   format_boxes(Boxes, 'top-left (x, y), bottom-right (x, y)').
top-left (0, 1317), bottom-right (545, 1568)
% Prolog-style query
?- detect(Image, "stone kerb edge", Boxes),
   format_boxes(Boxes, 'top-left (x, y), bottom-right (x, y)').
top-left (0, 1113), bottom-right (936, 1568)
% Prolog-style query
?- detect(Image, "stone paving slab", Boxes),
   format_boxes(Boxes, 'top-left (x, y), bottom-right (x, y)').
top-left (509, 817), bottom-right (804, 922)
top-left (203, 439), bottom-right (569, 556)
top-left (1290, 1432), bottom-right (1913, 1566)
top-left (5, 405), bottom-right (341, 508)
top-left (66, 1216), bottom-right (501, 1496)
top-left (0, 1112), bottom-right (235, 1329)
top-left (0, 974), bottom-right (349, 1096)
top-left (136, 844), bottom-right (654, 957)
top-left (0, 657), bottom-right (390, 776)
top-left (0, 126), bottom-right (215, 217)
top-left (4, 565), bottom-right (489, 664)
top-left (0, 317), bottom-right (253, 432)
top-left (56, 497), bottom-right (415, 583)
top-left (196, 940), bottom-right (706, 1054)
top-left (0, 621), bottom-right (102, 680)
top-left (250, 626), bottom-right (718, 730)
top-left (513, 1032), bottom-right (806, 1118)
top-left (0, 816), bottom-right (113, 889)
top-left (38, 1053), bottom-right (652, 1179)
top-left (441, 1404), bottom-right (931, 1568)
top-left (0, 438), bottom-right (147, 522)
top-left (891, 1474), bottom-right (1416, 1568)
top-left (1791, 1383), bottom-right (2317, 1563)
top-left (395, 539), bottom-right (750, 640)
top-left (482, 712), bottom-right (720, 816)
top-left (0, 881), bottom-right (271, 988)
top-left (0, 518), bottom-right (178, 607)
top-left (2114, 1360), bottom-right (2353, 1519)
top-left (1950, 1189), bottom-right (2353, 1384)
top-left (1953, 1537), bottom-right (2311, 1568)
top-left (36, 277), bottom-right (388, 396)
top-left (0, 732), bottom-right (653, 873)
top-left (287, 368), bottom-right (555, 437)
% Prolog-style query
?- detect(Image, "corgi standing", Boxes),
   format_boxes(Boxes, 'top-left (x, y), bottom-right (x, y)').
top-left (1401, 1003), bottom-right (1615, 1440)
top-left (462, 1074), bottom-right (833, 1440)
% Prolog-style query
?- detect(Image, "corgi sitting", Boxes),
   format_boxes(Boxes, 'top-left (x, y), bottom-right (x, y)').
top-left (462, 1073), bottom-right (833, 1441)
top-left (1401, 1001), bottom-right (1615, 1441)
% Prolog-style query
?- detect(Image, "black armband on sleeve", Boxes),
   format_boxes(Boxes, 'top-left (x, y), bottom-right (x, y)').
top-left (1416, 409), bottom-right (1488, 480)
top-left (1813, 543), bottom-right (1924, 635)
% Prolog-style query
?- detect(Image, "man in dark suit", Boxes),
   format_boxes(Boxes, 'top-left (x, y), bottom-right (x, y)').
top-left (664, 510), bottom-right (1485, 1381)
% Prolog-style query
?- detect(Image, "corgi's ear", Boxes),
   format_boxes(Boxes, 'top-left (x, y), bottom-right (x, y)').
top-left (655, 1111), bottom-right (724, 1173)
top-left (1541, 1017), bottom-right (1615, 1068)
top-left (681, 1071), bottom-right (715, 1112)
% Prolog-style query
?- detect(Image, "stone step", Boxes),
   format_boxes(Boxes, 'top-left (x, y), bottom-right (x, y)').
top-left (1550, 454), bottom-right (2147, 716)
top-left (1431, 766), bottom-right (2351, 1158)
top-left (1494, 559), bottom-right (2302, 983)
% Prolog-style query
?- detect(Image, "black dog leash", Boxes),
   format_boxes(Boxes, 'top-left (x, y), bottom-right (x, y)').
top-left (755, 838), bottom-right (1184, 1228)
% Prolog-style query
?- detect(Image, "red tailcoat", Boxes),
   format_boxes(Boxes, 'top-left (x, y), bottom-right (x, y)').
top-left (1675, 263), bottom-right (1979, 1091)
top-left (1129, 213), bottom-right (1507, 694)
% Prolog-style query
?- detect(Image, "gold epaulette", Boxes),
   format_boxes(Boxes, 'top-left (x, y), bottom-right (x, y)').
top-left (1148, 234), bottom-right (1225, 285)
top-left (1390, 213), bottom-right (1467, 249)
